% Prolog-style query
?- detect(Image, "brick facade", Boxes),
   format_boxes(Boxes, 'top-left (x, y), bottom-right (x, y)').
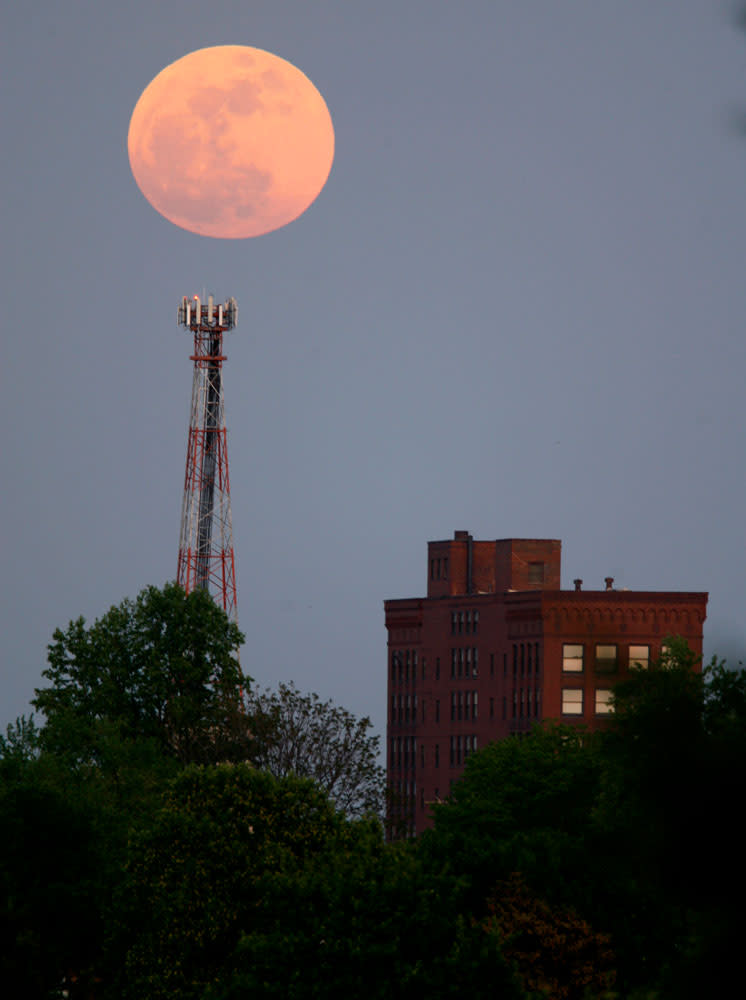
top-left (385, 532), bottom-right (707, 836)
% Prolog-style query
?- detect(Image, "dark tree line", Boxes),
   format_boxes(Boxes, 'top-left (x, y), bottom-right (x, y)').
top-left (1, 585), bottom-right (745, 997)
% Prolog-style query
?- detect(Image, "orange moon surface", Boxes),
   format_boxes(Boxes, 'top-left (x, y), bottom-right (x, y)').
top-left (127, 46), bottom-right (334, 238)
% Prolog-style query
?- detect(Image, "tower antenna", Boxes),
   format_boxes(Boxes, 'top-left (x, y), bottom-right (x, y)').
top-left (176, 293), bottom-right (239, 621)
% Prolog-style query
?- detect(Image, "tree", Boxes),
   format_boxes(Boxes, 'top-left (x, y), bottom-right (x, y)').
top-left (114, 764), bottom-right (525, 1000)
top-left (246, 681), bottom-right (385, 818)
top-left (484, 874), bottom-right (616, 1000)
top-left (33, 583), bottom-right (249, 766)
top-left (595, 641), bottom-right (746, 996)
top-left (422, 724), bottom-right (601, 914)
top-left (116, 764), bottom-right (354, 998)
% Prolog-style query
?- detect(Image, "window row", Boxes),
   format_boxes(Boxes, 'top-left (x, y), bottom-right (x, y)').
top-left (511, 686), bottom-right (541, 720)
top-left (562, 687), bottom-right (614, 716)
top-left (512, 642), bottom-right (541, 678)
top-left (390, 736), bottom-right (417, 770)
top-left (450, 734), bottom-right (478, 766)
top-left (391, 693), bottom-right (418, 723)
top-left (391, 649), bottom-right (419, 685)
top-left (451, 647), bottom-right (479, 678)
top-left (451, 609), bottom-right (479, 634)
top-left (451, 690), bottom-right (478, 721)
top-left (562, 643), bottom-right (650, 674)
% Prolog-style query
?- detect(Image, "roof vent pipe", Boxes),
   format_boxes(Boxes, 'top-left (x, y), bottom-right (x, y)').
top-left (573, 578), bottom-right (583, 592)
top-left (605, 576), bottom-right (614, 591)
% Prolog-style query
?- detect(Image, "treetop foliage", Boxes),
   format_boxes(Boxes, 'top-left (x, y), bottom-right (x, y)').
top-left (33, 582), bottom-right (249, 766)
top-left (246, 681), bottom-right (384, 819)
top-left (4, 592), bottom-right (746, 997)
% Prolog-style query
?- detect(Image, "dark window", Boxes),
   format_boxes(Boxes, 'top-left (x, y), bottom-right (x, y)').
top-left (595, 644), bottom-right (618, 674)
top-left (528, 561), bottom-right (545, 585)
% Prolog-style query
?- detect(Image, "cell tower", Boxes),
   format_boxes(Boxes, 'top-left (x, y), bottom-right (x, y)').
top-left (176, 293), bottom-right (239, 622)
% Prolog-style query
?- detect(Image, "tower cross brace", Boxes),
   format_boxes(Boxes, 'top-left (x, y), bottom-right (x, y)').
top-left (176, 294), bottom-right (239, 622)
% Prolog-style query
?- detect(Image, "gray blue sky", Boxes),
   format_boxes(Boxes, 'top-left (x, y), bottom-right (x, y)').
top-left (2, 1), bottom-right (745, 741)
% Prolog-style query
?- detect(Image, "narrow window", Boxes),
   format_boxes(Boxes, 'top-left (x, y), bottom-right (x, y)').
top-left (528, 561), bottom-right (545, 585)
top-left (435, 743), bottom-right (440, 768)
top-left (435, 699), bottom-right (440, 723)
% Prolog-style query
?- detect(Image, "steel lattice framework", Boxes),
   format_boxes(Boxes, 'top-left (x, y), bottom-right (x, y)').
top-left (176, 293), bottom-right (239, 622)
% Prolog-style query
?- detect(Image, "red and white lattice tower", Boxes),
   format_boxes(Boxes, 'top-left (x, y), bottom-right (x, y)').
top-left (176, 293), bottom-right (238, 622)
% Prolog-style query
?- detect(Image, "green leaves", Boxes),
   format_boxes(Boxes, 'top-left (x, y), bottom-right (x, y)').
top-left (33, 583), bottom-right (249, 766)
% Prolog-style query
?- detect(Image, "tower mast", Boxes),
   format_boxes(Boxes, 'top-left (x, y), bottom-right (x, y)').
top-left (176, 293), bottom-right (238, 622)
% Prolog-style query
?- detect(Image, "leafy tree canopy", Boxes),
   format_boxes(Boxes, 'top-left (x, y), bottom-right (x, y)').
top-left (422, 724), bottom-right (601, 912)
top-left (33, 583), bottom-right (249, 766)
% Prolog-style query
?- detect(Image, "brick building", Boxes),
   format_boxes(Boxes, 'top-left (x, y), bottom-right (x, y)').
top-left (384, 531), bottom-right (708, 836)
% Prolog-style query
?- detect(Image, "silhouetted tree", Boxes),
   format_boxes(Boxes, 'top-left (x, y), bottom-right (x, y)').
top-left (247, 681), bottom-right (384, 818)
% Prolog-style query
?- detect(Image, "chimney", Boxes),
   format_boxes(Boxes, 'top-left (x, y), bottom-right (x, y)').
top-left (573, 578), bottom-right (583, 592)
top-left (605, 576), bottom-right (614, 591)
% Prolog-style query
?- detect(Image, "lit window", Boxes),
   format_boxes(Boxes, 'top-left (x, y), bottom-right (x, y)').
top-left (595, 689), bottom-right (613, 715)
top-left (629, 645), bottom-right (650, 670)
top-left (595, 644), bottom-right (618, 674)
top-left (562, 688), bottom-right (584, 715)
top-left (562, 644), bottom-right (584, 672)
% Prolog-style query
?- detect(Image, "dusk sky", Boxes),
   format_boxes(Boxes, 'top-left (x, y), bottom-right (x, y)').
top-left (2, 1), bottom-right (745, 742)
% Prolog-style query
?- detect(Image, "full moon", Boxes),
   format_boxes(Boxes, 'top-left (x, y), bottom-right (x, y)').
top-left (127, 46), bottom-right (334, 238)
